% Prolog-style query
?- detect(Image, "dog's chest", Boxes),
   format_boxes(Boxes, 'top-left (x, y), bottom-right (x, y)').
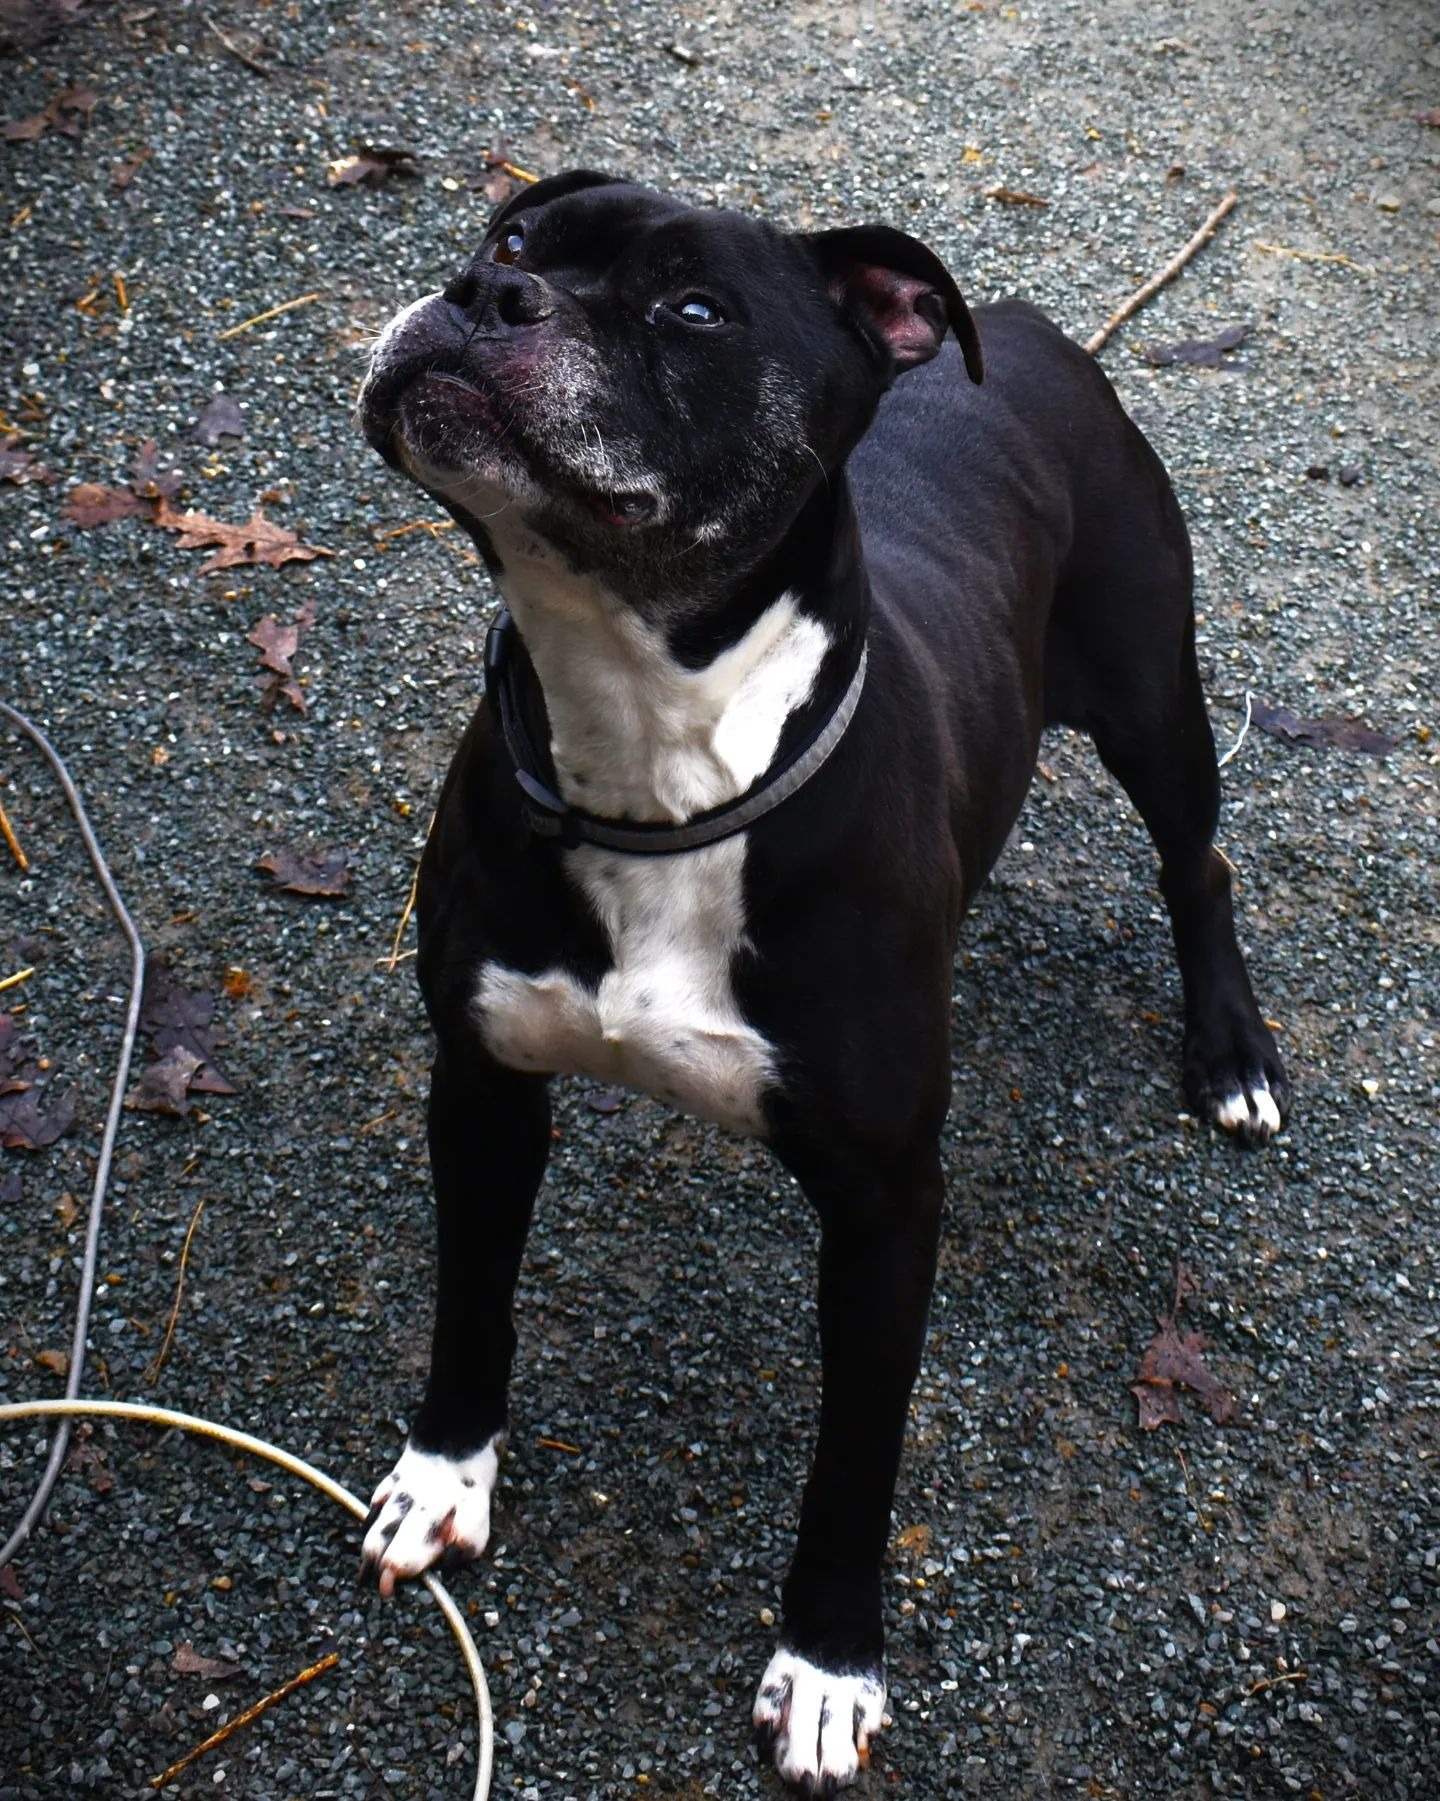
top-left (473, 839), bottom-right (776, 1136)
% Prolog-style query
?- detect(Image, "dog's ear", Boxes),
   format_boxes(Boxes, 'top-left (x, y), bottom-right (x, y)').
top-left (486, 168), bottom-right (624, 234)
top-left (805, 224), bottom-right (984, 385)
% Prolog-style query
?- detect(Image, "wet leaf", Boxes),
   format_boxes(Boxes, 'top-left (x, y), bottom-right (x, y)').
top-left (247, 614), bottom-right (305, 713)
top-left (125, 1045), bottom-right (204, 1116)
top-left (172, 1641), bottom-right (243, 1682)
top-left (190, 393), bottom-right (247, 445)
top-left (1141, 323), bottom-right (1250, 367)
top-left (139, 958), bottom-right (238, 1096)
top-left (65, 1426), bottom-right (113, 1493)
top-left (0, 1564), bottom-right (22, 1602)
top-left (153, 497), bottom-right (331, 574)
top-left (1250, 697), bottom-right (1397, 758)
top-left (2, 80), bottom-right (96, 143)
top-left (984, 186), bottom-right (1048, 206)
top-left (327, 144), bottom-right (421, 187)
top-left (1132, 1266), bottom-right (1241, 1432)
top-left (0, 1081), bottom-right (76, 1150)
top-left (63, 481), bottom-right (150, 526)
top-left (131, 437), bottom-right (181, 500)
top-left (35, 1347), bottom-right (68, 1377)
top-left (0, 436), bottom-right (53, 485)
top-left (256, 845), bottom-right (353, 897)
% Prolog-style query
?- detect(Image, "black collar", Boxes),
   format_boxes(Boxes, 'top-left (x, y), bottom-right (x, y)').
top-left (483, 606), bottom-right (867, 857)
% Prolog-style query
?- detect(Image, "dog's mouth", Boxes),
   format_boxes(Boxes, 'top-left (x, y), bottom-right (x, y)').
top-left (386, 369), bottom-right (659, 530)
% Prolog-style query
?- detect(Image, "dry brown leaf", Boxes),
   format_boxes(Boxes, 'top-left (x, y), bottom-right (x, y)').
top-left (64, 481), bottom-right (150, 526)
top-left (172, 1641), bottom-right (244, 1682)
top-left (154, 497), bottom-right (331, 574)
top-left (257, 845), bottom-right (353, 897)
top-left (2, 81), bottom-right (96, 143)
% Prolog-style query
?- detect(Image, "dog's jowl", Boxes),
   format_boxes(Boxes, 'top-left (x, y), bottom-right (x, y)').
top-left (356, 171), bottom-right (1288, 1793)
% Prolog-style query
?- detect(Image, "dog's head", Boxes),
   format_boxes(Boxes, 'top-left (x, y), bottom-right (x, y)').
top-left (358, 170), bottom-right (981, 605)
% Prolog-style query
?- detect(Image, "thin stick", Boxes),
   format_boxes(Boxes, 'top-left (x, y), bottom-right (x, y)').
top-left (493, 158), bottom-right (539, 185)
top-left (1247, 1670), bottom-right (1307, 1698)
top-left (1254, 241), bottom-right (1371, 273)
top-left (203, 12), bottom-right (272, 77)
top-left (216, 292), bottom-right (321, 341)
top-left (145, 1197), bottom-right (207, 1383)
top-left (1085, 191), bottom-right (1238, 356)
top-left (0, 793), bottom-right (28, 870)
top-left (0, 966), bottom-right (35, 994)
top-left (149, 1650), bottom-right (339, 1789)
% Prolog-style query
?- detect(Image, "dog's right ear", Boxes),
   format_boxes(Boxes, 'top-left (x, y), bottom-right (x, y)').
top-left (804, 224), bottom-right (984, 386)
top-left (485, 168), bottom-right (624, 234)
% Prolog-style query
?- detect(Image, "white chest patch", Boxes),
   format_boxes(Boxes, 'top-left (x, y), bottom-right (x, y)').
top-left (476, 839), bottom-right (776, 1135)
top-left (468, 560), bottom-right (832, 1139)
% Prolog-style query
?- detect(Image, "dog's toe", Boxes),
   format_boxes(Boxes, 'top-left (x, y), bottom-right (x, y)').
top-left (359, 1439), bottom-right (501, 1593)
top-left (753, 1648), bottom-right (884, 1793)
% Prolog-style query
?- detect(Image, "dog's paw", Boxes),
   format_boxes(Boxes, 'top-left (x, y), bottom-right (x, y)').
top-left (1184, 1015), bottom-right (1290, 1148)
top-left (359, 1437), bottom-right (501, 1596)
top-left (753, 1647), bottom-right (885, 1794)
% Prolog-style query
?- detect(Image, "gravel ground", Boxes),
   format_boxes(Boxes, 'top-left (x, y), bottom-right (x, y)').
top-left (2, 2), bottom-right (1437, 1797)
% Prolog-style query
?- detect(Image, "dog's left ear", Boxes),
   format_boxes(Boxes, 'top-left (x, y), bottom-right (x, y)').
top-left (805, 224), bottom-right (984, 385)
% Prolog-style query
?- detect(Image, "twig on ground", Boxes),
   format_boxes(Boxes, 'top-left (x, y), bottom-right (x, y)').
top-left (1085, 191), bottom-right (1238, 356)
top-left (202, 12), bottom-right (273, 77)
top-left (0, 792), bottom-right (29, 870)
top-left (216, 292), bottom-right (321, 341)
top-left (149, 1650), bottom-right (340, 1789)
top-left (1254, 241), bottom-right (1373, 273)
top-left (376, 519), bottom-right (456, 545)
top-left (490, 157), bottom-right (539, 185)
top-left (145, 1198), bottom-right (207, 1383)
top-left (0, 966), bottom-right (35, 994)
top-left (384, 819), bottom-right (432, 972)
top-left (1246, 1670), bottom-right (1307, 1698)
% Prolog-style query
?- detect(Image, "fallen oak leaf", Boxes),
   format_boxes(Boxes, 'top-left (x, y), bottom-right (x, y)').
top-left (190, 392), bottom-right (246, 445)
top-left (0, 1081), bottom-right (76, 1150)
top-left (63, 481), bottom-right (151, 526)
top-left (247, 615), bottom-right (305, 713)
top-left (125, 1045), bottom-right (204, 1117)
top-left (131, 437), bottom-right (182, 500)
top-left (1141, 322), bottom-right (1251, 367)
top-left (1133, 1317), bottom-right (1241, 1427)
top-left (139, 957), bottom-right (238, 1097)
top-left (257, 845), bottom-right (353, 897)
top-left (2, 81), bottom-right (97, 142)
top-left (153, 497), bottom-right (331, 574)
top-left (172, 1641), bottom-right (244, 1682)
top-left (1249, 697), bottom-right (1396, 758)
top-left (0, 437), bottom-right (53, 485)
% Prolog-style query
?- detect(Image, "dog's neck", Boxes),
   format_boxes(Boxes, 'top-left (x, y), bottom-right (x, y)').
top-left (492, 481), bottom-right (868, 825)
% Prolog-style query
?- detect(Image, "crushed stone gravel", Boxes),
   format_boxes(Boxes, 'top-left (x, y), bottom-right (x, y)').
top-left (2, 1), bottom-right (1436, 1796)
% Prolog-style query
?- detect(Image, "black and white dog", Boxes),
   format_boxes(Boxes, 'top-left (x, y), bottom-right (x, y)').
top-left (355, 171), bottom-right (1287, 1793)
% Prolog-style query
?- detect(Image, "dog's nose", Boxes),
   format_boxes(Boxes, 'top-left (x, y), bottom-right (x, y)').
top-left (442, 264), bottom-right (554, 331)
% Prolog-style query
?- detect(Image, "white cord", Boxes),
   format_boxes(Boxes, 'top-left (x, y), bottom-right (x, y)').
top-left (0, 1398), bottom-right (493, 1799)
top-left (0, 701), bottom-right (494, 1795)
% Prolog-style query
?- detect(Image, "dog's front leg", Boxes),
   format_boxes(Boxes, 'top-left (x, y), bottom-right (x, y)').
top-left (361, 1043), bottom-right (551, 1594)
top-left (754, 1142), bottom-right (945, 1793)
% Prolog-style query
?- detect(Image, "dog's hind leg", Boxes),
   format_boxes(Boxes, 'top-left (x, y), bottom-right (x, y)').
top-left (1045, 507), bottom-right (1289, 1145)
top-left (361, 1045), bottom-right (552, 1591)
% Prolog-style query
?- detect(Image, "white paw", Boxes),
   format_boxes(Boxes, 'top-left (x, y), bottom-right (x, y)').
top-left (1213, 1078), bottom-right (1283, 1143)
top-left (360, 1437), bottom-right (501, 1596)
top-left (753, 1647), bottom-right (885, 1793)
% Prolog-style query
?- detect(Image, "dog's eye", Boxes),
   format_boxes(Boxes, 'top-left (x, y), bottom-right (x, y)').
top-left (494, 228), bottom-right (525, 266)
top-left (675, 296), bottom-right (725, 327)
